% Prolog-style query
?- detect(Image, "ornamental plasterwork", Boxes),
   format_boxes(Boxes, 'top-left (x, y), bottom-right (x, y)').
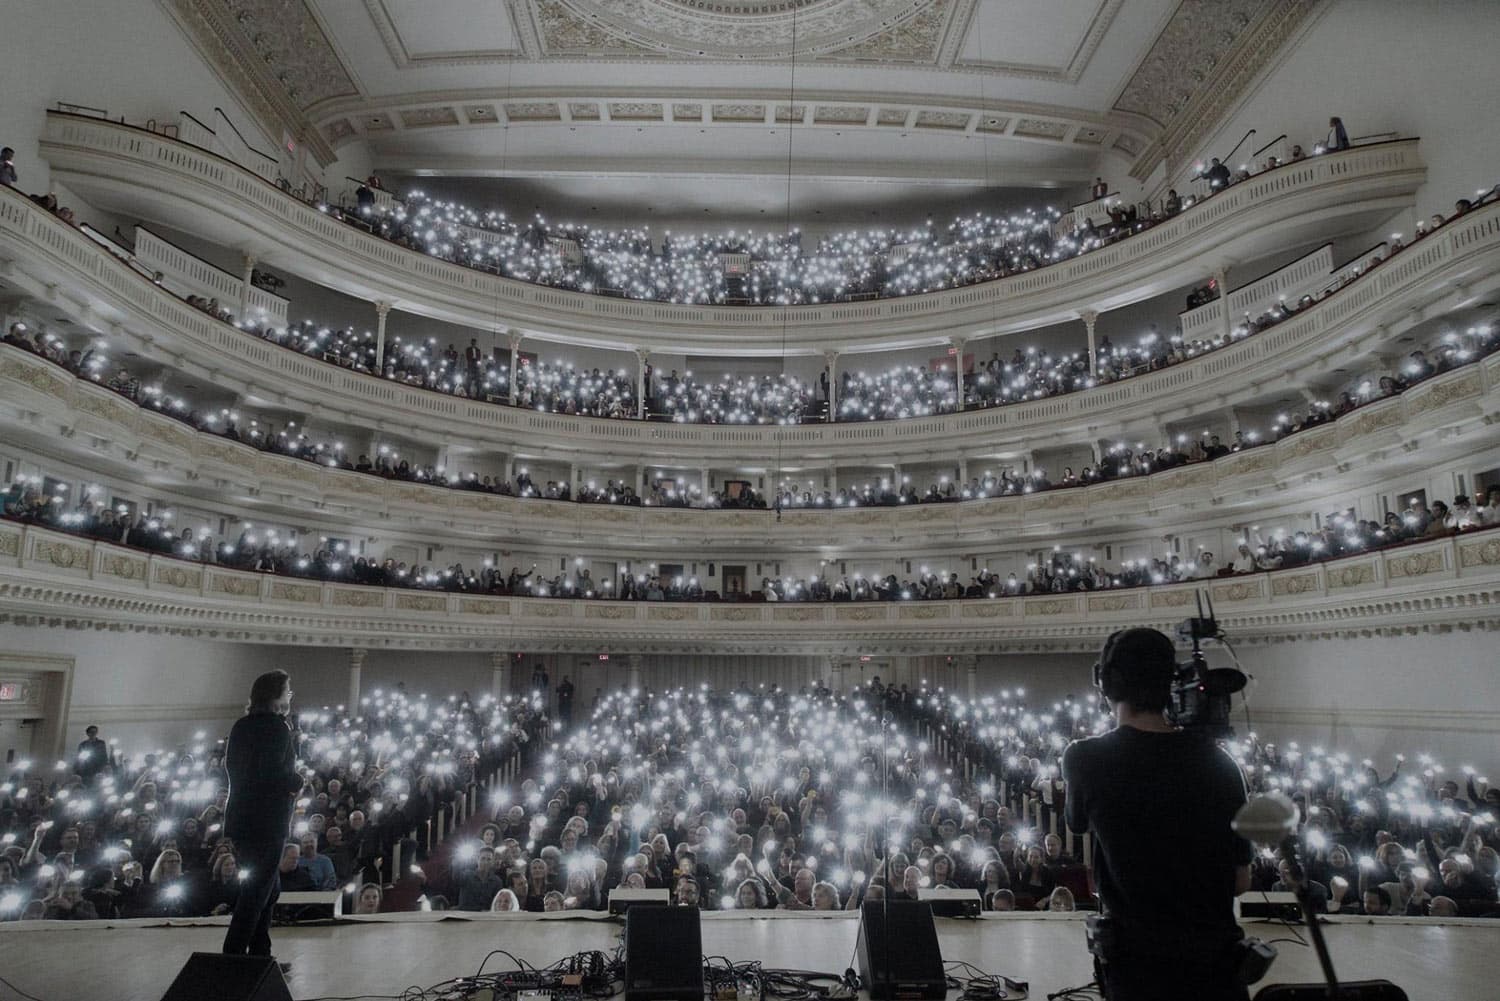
top-left (1150, 589), bottom-right (1194, 608)
top-left (914, 110), bottom-right (969, 130)
top-left (394, 593), bottom-right (446, 611)
top-left (1113, 0), bottom-right (1268, 126)
top-left (212, 574), bottom-right (260, 597)
top-left (154, 565), bottom-right (202, 590)
top-left (960, 601), bottom-right (1013, 618)
top-left (33, 541), bottom-right (85, 570)
top-left (898, 604), bottom-right (950, 619)
top-left (331, 588), bottom-right (383, 607)
top-left (673, 103), bottom-right (704, 119)
top-left (1087, 593), bottom-right (1137, 612)
top-left (459, 598), bottom-right (508, 614)
top-left (0, 356), bottom-right (69, 398)
top-left (1013, 117), bottom-right (1068, 139)
top-left (399, 107), bottom-right (462, 128)
top-left (712, 103), bottom-right (766, 121)
top-left (1123, 0), bottom-right (1323, 177)
top-left (586, 604), bottom-right (635, 619)
top-left (1327, 563), bottom-right (1375, 590)
top-left (269, 581), bottom-right (321, 603)
top-left (505, 102), bottom-right (563, 120)
top-left (570, 102), bottom-right (603, 120)
top-left (1211, 580), bottom-right (1261, 603)
top-left (100, 555), bottom-right (148, 582)
top-left (1407, 369), bottom-right (1483, 416)
top-left (610, 102), bottom-right (665, 119)
top-left (544, 0), bottom-right (936, 60)
top-left (1271, 573), bottom-right (1318, 596)
top-left (1459, 539), bottom-right (1500, 569)
top-left (0, 532), bottom-right (19, 557)
top-left (1386, 551), bottom-right (1444, 580)
top-left (814, 105), bottom-right (867, 123)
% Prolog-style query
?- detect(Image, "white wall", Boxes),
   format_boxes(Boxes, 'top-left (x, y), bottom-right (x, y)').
top-left (0, 0), bottom-right (276, 197)
top-left (1189, 0), bottom-right (1500, 223)
top-left (0, 623), bottom-right (270, 752)
top-left (1216, 632), bottom-right (1500, 767)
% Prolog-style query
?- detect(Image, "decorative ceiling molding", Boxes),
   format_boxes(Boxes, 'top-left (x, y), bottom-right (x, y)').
top-left (949, 0), bottom-right (1123, 83)
top-left (363, 0), bottom-right (529, 66)
top-left (310, 85), bottom-right (1145, 159)
top-left (535, 0), bottom-right (943, 61)
top-left (1113, 0), bottom-right (1324, 179)
top-left (1147, 0), bottom-right (1327, 178)
top-left (158, 0), bottom-right (351, 166)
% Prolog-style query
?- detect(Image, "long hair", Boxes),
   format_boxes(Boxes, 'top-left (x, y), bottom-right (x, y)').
top-left (246, 670), bottom-right (290, 713)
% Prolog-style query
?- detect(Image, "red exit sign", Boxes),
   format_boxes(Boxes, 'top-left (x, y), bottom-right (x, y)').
top-left (0, 682), bottom-right (21, 701)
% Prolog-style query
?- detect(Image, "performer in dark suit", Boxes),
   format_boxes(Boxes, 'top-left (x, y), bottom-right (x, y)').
top-left (222, 670), bottom-right (305, 958)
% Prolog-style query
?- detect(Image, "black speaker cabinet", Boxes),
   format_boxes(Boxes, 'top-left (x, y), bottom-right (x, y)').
top-left (1255, 982), bottom-right (1408, 1001)
top-left (161, 953), bottom-right (292, 1001)
top-left (624, 905), bottom-right (703, 1001)
top-left (857, 900), bottom-right (946, 1000)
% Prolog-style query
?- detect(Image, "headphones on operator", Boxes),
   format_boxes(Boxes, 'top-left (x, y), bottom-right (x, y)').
top-left (1091, 630), bottom-right (1126, 703)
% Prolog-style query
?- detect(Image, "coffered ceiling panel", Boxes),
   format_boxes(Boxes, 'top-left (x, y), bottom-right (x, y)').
top-left (370, 0), bottom-right (524, 65)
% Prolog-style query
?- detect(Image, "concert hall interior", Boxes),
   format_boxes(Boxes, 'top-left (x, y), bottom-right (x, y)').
top-left (1, 1), bottom-right (1498, 999)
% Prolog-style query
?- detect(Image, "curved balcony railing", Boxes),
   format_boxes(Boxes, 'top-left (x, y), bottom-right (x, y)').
top-left (39, 112), bottom-right (1424, 353)
top-left (4, 341), bottom-right (1498, 552)
top-left (1, 520), bottom-right (1496, 654)
top-left (3, 187), bottom-right (1498, 469)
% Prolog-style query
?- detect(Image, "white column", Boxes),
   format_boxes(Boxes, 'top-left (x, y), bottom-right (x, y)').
top-left (701, 467), bottom-right (711, 501)
top-left (627, 654), bottom-right (643, 693)
top-left (348, 647), bottom-right (366, 710)
top-left (374, 301), bottom-right (391, 371)
top-left (491, 651), bottom-right (512, 700)
top-left (635, 348), bottom-right (650, 419)
top-left (963, 655), bottom-right (978, 700)
top-left (827, 462), bottom-right (837, 495)
top-left (1081, 309), bottom-right (1099, 378)
top-left (1214, 266), bottom-right (1232, 341)
top-left (508, 331), bottom-right (523, 401)
top-left (950, 336), bottom-right (967, 410)
top-left (634, 465), bottom-right (645, 497)
top-left (824, 349), bottom-right (839, 421)
top-left (239, 253), bottom-right (256, 319)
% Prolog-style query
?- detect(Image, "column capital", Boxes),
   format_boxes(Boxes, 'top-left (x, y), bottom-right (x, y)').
top-left (374, 300), bottom-right (392, 318)
top-left (509, 331), bottom-right (525, 352)
top-left (241, 252), bottom-right (257, 271)
top-left (349, 647), bottom-right (367, 669)
top-left (633, 346), bottom-right (650, 364)
top-left (1079, 309), bottom-right (1099, 327)
top-left (823, 348), bottom-right (839, 365)
top-left (490, 650), bottom-right (509, 668)
top-left (949, 334), bottom-right (969, 349)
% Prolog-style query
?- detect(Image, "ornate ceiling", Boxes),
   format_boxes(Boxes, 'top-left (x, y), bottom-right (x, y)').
top-left (163, 0), bottom-right (1324, 202)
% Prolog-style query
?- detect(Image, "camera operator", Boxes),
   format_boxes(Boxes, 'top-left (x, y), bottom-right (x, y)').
top-left (1062, 628), bottom-right (1253, 1000)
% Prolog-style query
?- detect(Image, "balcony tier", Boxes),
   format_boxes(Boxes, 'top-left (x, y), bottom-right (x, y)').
top-left (40, 113), bottom-right (1423, 354)
top-left (2, 521), bottom-right (1497, 655)
top-left (3, 342), bottom-right (1499, 553)
top-left (3, 189), bottom-right (1498, 470)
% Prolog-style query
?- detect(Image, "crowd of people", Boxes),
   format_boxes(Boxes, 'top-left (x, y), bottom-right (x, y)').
top-left (7, 311), bottom-right (1495, 523)
top-left (5, 678), bottom-right (1494, 922)
top-left (321, 124), bottom-right (1387, 310)
top-left (6, 443), bottom-right (1500, 605)
top-left (10, 145), bottom-right (1495, 434)
top-left (0, 688), bottom-right (546, 921)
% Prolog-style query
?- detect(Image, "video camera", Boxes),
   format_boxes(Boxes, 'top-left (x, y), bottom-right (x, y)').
top-left (1168, 591), bottom-right (1247, 738)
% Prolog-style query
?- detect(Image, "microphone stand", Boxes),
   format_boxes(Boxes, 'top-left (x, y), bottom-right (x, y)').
top-left (1279, 837), bottom-right (1342, 998)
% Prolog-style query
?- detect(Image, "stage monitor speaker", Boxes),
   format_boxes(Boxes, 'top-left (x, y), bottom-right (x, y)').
top-left (624, 905), bottom-right (703, 1001)
top-left (1254, 983), bottom-right (1408, 1001)
top-left (160, 953), bottom-right (292, 1001)
top-left (856, 900), bottom-right (946, 1000)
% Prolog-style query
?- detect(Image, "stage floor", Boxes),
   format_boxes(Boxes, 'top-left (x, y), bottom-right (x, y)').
top-left (0, 912), bottom-right (1489, 1001)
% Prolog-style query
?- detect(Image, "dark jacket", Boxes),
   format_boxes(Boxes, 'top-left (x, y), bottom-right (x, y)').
top-left (224, 710), bottom-right (303, 844)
